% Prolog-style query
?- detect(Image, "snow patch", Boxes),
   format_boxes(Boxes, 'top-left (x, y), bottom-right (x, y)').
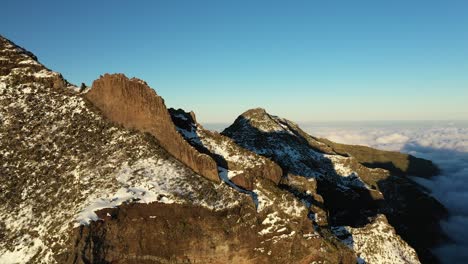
top-left (332, 215), bottom-right (420, 264)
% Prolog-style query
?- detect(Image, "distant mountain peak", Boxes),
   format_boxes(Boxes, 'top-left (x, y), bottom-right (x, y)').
top-left (241, 107), bottom-right (268, 116)
top-left (231, 107), bottom-right (295, 134)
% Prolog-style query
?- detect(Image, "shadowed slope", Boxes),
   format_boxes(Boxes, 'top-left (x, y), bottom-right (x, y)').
top-left (222, 108), bottom-right (447, 263)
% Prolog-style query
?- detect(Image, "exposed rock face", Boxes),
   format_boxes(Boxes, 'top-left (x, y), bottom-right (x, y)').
top-left (223, 108), bottom-right (439, 178)
top-left (64, 203), bottom-right (263, 264)
top-left (61, 191), bottom-right (357, 264)
top-left (222, 108), bottom-right (447, 263)
top-left (169, 108), bottom-right (282, 190)
top-left (86, 74), bottom-right (220, 183)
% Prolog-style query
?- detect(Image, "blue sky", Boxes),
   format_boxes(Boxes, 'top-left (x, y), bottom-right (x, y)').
top-left (2, 0), bottom-right (468, 122)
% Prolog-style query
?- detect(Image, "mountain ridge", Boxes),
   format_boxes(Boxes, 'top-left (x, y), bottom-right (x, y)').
top-left (0, 35), bottom-right (447, 264)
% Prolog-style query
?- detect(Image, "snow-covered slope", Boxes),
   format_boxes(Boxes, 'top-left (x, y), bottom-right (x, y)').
top-left (333, 215), bottom-right (420, 264)
top-left (0, 36), bottom-right (246, 263)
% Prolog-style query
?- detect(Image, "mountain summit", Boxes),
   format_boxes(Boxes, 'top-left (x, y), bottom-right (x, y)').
top-left (223, 107), bottom-right (447, 263)
top-left (0, 35), bottom-right (447, 264)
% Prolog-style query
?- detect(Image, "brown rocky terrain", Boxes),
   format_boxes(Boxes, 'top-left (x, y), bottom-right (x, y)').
top-left (61, 181), bottom-right (358, 264)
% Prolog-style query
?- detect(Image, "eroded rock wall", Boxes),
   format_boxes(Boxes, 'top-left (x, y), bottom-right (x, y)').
top-left (86, 74), bottom-right (220, 182)
top-left (61, 200), bottom-right (356, 264)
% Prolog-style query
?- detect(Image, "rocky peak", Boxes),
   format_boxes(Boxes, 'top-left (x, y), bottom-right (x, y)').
top-left (241, 107), bottom-right (268, 118)
top-left (0, 35), bottom-right (69, 89)
top-left (233, 107), bottom-right (290, 133)
top-left (85, 74), bottom-right (220, 183)
top-left (223, 108), bottom-right (447, 263)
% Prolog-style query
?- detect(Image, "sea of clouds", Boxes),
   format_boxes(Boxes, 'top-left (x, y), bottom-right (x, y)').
top-left (302, 121), bottom-right (468, 263)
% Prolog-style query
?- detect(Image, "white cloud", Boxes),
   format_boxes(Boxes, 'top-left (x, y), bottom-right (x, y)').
top-left (375, 133), bottom-right (409, 144)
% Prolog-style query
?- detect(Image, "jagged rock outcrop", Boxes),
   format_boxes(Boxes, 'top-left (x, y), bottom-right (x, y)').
top-left (86, 74), bottom-right (220, 183)
top-left (222, 107), bottom-right (448, 263)
top-left (169, 108), bottom-right (282, 190)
